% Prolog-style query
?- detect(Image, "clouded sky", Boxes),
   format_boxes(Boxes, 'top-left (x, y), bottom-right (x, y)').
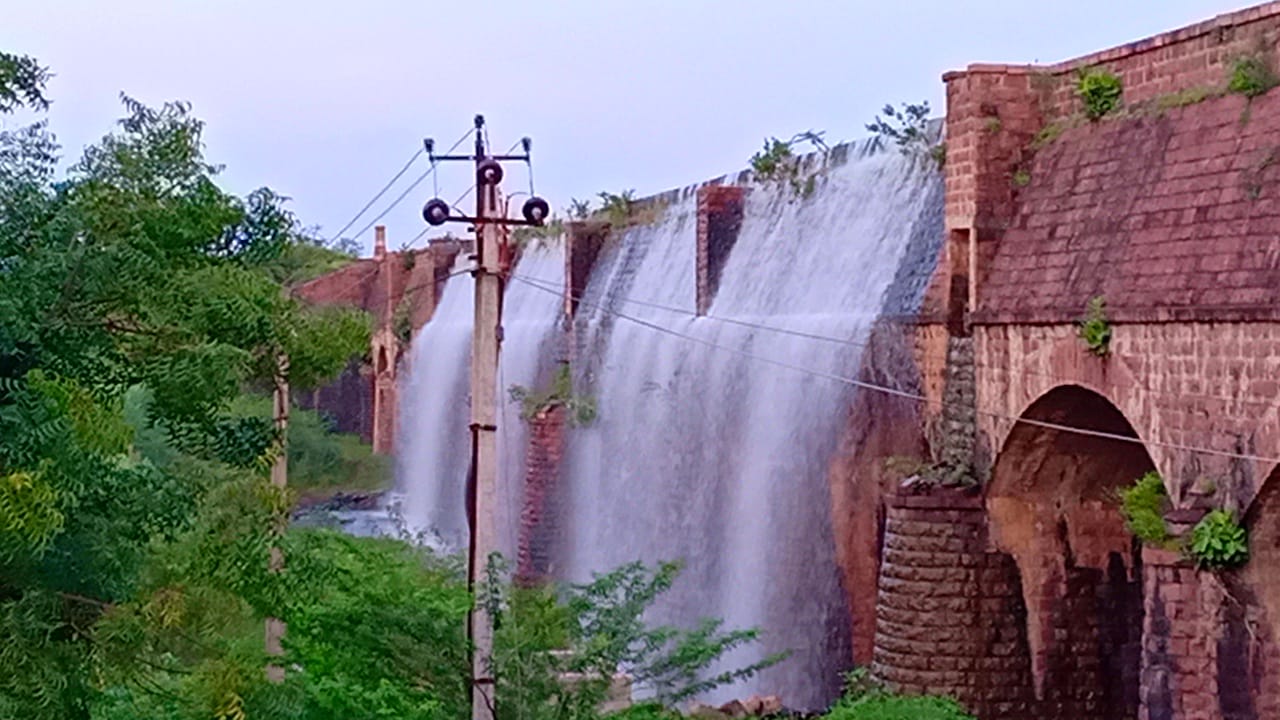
top-left (3, 0), bottom-right (1249, 254)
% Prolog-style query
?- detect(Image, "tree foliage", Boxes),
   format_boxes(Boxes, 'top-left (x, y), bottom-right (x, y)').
top-left (0, 53), bottom-right (371, 718)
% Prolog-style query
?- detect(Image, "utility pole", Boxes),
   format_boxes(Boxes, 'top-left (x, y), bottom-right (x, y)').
top-left (420, 115), bottom-right (549, 720)
top-left (266, 351), bottom-right (289, 682)
top-left (469, 118), bottom-right (502, 720)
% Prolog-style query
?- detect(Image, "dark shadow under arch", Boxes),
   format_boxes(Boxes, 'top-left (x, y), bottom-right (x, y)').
top-left (987, 385), bottom-right (1155, 720)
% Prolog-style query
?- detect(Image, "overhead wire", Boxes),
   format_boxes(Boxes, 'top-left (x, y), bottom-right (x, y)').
top-left (346, 127), bottom-right (474, 243)
top-left (508, 272), bottom-right (1280, 466)
top-left (511, 270), bottom-right (1279, 410)
top-left (326, 148), bottom-right (424, 244)
top-left (296, 126), bottom-right (477, 302)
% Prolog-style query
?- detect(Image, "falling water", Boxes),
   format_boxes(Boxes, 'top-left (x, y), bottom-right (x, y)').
top-left (397, 242), bottom-right (567, 556)
top-left (399, 139), bottom-right (942, 710)
top-left (552, 141), bottom-right (942, 709)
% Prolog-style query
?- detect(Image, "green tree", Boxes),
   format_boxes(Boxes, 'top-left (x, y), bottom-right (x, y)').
top-left (0, 55), bottom-right (369, 718)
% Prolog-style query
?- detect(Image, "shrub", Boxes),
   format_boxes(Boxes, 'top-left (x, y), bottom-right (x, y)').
top-left (1077, 67), bottom-right (1123, 120)
top-left (867, 102), bottom-right (943, 168)
top-left (508, 364), bottom-right (597, 426)
top-left (1189, 509), bottom-right (1249, 569)
top-left (1078, 296), bottom-right (1112, 357)
top-left (1119, 471), bottom-right (1170, 545)
top-left (825, 670), bottom-right (974, 720)
top-left (749, 130), bottom-right (829, 198)
top-left (1227, 55), bottom-right (1278, 98)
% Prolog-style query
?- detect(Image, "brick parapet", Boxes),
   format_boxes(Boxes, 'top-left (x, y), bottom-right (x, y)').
top-left (944, 3), bottom-right (1280, 122)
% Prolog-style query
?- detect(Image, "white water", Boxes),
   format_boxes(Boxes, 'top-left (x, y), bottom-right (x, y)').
top-left (554, 144), bottom-right (941, 708)
top-left (398, 140), bottom-right (942, 709)
top-left (397, 242), bottom-right (566, 557)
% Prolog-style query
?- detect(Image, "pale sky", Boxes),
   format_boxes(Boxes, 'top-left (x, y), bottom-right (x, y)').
top-left (3, 0), bottom-right (1249, 254)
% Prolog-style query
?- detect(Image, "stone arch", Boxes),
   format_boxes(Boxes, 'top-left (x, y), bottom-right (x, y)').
top-left (1239, 464), bottom-right (1280, 718)
top-left (987, 384), bottom-right (1154, 720)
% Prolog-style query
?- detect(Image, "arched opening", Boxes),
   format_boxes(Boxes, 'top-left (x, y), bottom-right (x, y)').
top-left (988, 385), bottom-right (1154, 720)
top-left (1240, 464), bottom-right (1280, 718)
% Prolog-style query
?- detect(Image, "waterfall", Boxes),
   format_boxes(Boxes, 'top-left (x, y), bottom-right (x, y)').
top-left (398, 139), bottom-right (943, 709)
top-left (553, 142), bottom-right (941, 709)
top-left (397, 241), bottom-right (566, 556)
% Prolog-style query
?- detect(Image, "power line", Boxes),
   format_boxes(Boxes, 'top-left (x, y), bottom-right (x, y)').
top-left (327, 148), bottom-right (424, 243)
top-left (347, 128), bottom-right (475, 243)
top-left (509, 273), bottom-right (1280, 466)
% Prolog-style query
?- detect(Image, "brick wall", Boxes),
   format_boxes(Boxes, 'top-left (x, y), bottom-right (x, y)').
top-left (974, 322), bottom-right (1280, 508)
top-left (695, 184), bottom-right (746, 315)
top-left (516, 405), bottom-right (566, 585)
top-left (872, 490), bottom-right (1035, 718)
top-left (976, 90), bottom-right (1280, 324)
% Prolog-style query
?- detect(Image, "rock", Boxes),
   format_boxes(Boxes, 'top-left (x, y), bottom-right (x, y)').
top-left (686, 701), bottom-right (730, 720)
top-left (718, 699), bottom-right (750, 718)
top-left (742, 695), bottom-right (783, 716)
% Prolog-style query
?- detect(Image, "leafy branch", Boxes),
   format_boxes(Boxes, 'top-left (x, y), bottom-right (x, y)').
top-left (867, 101), bottom-right (944, 168)
top-left (508, 364), bottom-right (597, 426)
top-left (748, 129), bottom-right (829, 198)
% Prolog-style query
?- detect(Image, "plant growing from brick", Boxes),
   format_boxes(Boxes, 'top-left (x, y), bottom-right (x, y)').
top-left (1011, 169), bottom-right (1031, 188)
top-left (1119, 471), bottom-right (1172, 546)
top-left (597, 189), bottom-right (637, 226)
top-left (749, 130), bottom-right (829, 198)
top-left (867, 101), bottom-right (944, 169)
top-left (1188, 509), bottom-right (1249, 569)
top-left (1077, 67), bottom-right (1123, 120)
top-left (1077, 296), bottom-right (1112, 356)
top-left (1227, 54), bottom-right (1278, 98)
top-left (508, 364), bottom-right (597, 426)
top-left (512, 217), bottom-right (565, 249)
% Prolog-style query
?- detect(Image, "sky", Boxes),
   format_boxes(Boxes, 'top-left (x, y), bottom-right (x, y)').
top-left (2, 0), bottom-right (1251, 255)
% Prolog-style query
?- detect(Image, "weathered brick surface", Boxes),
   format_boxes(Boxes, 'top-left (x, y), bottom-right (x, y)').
top-left (872, 491), bottom-right (1037, 719)
top-left (516, 405), bottom-right (566, 585)
top-left (695, 184), bottom-right (746, 315)
top-left (977, 90), bottom-right (1280, 324)
top-left (975, 322), bottom-right (1280, 508)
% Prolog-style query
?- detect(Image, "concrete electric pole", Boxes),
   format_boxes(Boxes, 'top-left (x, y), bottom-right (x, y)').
top-left (420, 114), bottom-right (549, 720)
top-left (266, 351), bottom-right (289, 682)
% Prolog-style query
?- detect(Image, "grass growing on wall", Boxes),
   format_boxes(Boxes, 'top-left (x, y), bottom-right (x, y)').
top-left (1119, 471), bottom-right (1171, 547)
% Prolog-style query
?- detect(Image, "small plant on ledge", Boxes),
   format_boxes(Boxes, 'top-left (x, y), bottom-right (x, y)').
top-left (508, 364), bottom-right (597, 426)
top-left (748, 129), bottom-right (829, 198)
top-left (1189, 508), bottom-right (1249, 569)
top-left (1077, 66), bottom-right (1123, 120)
top-left (1078, 296), bottom-right (1112, 357)
top-left (1119, 471), bottom-right (1173, 547)
top-left (867, 101), bottom-right (944, 169)
top-left (1228, 54), bottom-right (1278, 99)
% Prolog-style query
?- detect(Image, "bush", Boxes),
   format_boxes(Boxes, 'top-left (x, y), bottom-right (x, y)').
top-left (1077, 296), bottom-right (1112, 357)
top-left (826, 694), bottom-right (975, 720)
top-left (1077, 67), bottom-right (1123, 120)
top-left (1189, 509), bottom-right (1249, 569)
top-left (825, 670), bottom-right (974, 720)
top-left (1227, 55), bottom-right (1278, 98)
top-left (1119, 471), bottom-right (1170, 545)
top-left (228, 395), bottom-right (390, 497)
